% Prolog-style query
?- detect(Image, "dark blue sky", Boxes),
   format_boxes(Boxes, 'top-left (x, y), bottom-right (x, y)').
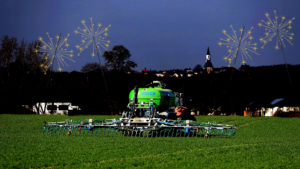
top-left (0, 0), bottom-right (299, 71)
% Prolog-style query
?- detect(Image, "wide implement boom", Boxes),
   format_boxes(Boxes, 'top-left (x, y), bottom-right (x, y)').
top-left (43, 117), bottom-right (236, 137)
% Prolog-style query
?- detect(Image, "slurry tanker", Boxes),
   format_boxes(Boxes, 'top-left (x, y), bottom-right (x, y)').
top-left (43, 81), bottom-right (236, 137)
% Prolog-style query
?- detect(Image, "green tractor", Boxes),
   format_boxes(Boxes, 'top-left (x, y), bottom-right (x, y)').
top-left (126, 81), bottom-right (181, 119)
top-left (43, 81), bottom-right (236, 137)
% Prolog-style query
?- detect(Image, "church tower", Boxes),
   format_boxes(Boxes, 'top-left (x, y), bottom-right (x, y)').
top-left (203, 47), bottom-right (213, 74)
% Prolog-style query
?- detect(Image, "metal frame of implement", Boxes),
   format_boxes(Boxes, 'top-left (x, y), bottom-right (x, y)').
top-left (44, 97), bottom-right (236, 137)
top-left (43, 118), bottom-right (236, 137)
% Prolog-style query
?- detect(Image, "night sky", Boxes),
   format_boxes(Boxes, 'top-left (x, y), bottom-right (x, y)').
top-left (0, 0), bottom-right (299, 71)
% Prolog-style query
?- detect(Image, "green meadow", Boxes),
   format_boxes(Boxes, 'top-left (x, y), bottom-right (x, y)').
top-left (0, 115), bottom-right (299, 168)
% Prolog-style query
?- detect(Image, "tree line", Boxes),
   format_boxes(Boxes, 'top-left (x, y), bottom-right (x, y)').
top-left (0, 36), bottom-right (137, 73)
top-left (0, 35), bottom-right (299, 115)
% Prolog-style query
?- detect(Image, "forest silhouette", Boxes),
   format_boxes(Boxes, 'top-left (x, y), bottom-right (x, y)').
top-left (0, 36), bottom-right (299, 115)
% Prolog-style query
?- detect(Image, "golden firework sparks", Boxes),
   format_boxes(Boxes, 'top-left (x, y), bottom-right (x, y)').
top-left (74, 17), bottom-right (111, 57)
top-left (258, 10), bottom-right (295, 50)
top-left (218, 25), bottom-right (259, 66)
top-left (36, 32), bottom-right (75, 73)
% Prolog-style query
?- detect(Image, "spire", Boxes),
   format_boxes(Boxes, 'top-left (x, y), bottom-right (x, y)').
top-left (206, 47), bottom-right (211, 61)
top-left (207, 47), bottom-right (210, 55)
top-left (204, 47), bottom-right (213, 73)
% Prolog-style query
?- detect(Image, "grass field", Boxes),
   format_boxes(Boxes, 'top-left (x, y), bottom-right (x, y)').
top-left (0, 114), bottom-right (299, 169)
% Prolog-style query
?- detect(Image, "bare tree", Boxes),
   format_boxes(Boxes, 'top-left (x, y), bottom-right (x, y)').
top-left (0, 35), bottom-right (43, 74)
top-left (0, 36), bottom-right (18, 68)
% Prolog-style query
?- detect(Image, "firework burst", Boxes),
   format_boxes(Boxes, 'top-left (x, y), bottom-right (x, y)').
top-left (36, 32), bottom-right (75, 73)
top-left (258, 10), bottom-right (295, 50)
top-left (74, 17), bottom-right (111, 57)
top-left (218, 25), bottom-right (259, 66)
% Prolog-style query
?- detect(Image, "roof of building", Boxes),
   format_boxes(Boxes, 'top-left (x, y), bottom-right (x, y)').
top-left (204, 60), bottom-right (213, 68)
